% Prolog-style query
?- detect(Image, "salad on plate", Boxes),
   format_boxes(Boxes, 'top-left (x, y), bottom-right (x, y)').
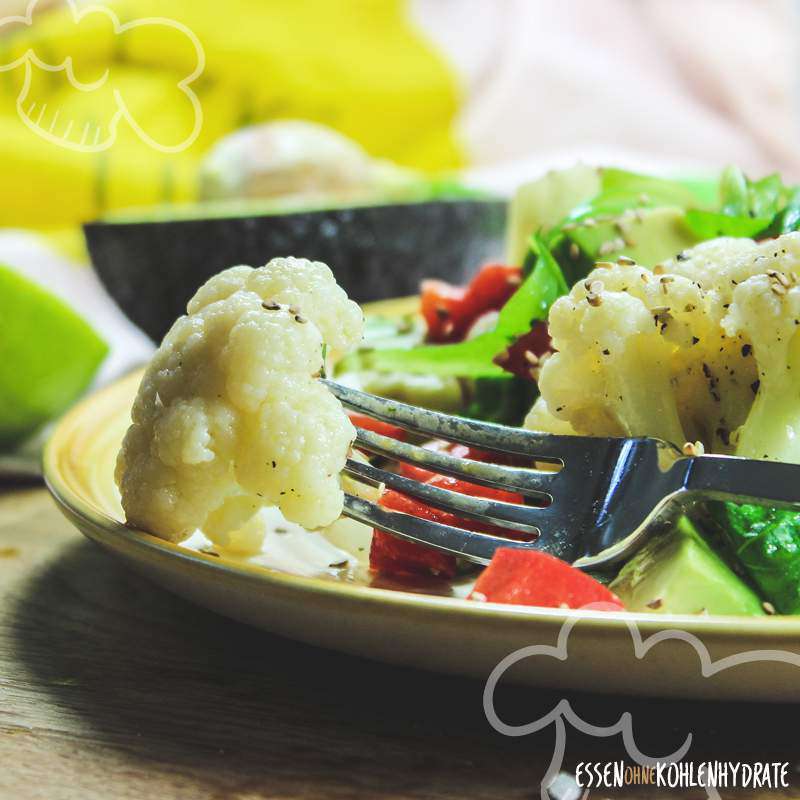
top-left (116, 164), bottom-right (800, 619)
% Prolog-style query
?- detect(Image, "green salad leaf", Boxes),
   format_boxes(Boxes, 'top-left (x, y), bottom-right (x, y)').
top-left (684, 210), bottom-right (773, 239)
top-left (710, 502), bottom-right (800, 614)
top-left (351, 235), bottom-right (567, 378)
top-left (685, 166), bottom-right (800, 240)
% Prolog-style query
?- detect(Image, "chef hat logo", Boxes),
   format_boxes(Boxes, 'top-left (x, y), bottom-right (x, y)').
top-left (484, 607), bottom-right (800, 800)
top-left (0, 0), bottom-right (204, 152)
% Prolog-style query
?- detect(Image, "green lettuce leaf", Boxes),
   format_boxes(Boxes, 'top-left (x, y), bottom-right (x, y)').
top-left (684, 210), bottom-right (772, 239)
top-left (351, 235), bottom-right (567, 378)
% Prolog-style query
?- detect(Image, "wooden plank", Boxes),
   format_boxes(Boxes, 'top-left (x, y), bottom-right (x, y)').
top-left (0, 488), bottom-right (796, 799)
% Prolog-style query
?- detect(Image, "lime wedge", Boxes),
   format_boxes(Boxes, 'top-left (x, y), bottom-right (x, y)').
top-left (0, 264), bottom-right (108, 448)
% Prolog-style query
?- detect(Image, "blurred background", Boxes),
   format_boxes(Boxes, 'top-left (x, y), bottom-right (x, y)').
top-left (1, 0), bottom-right (799, 459)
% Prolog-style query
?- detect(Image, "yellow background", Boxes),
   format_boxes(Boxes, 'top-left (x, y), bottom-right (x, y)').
top-left (0, 0), bottom-right (464, 250)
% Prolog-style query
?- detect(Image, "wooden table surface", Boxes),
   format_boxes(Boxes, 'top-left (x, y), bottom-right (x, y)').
top-left (1, 484), bottom-right (799, 800)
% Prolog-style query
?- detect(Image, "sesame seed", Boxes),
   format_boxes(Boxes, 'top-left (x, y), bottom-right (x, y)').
top-left (646, 598), bottom-right (663, 609)
top-left (569, 242), bottom-right (580, 260)
top-left (682, 441), bottom-right (705, 456)
top-left (524, 350), bottom-right (539, 366)
top-left (617, 255), bottom-right (636, 265)
top-left (471, 591), bottom-right (487, 602)
top-left (262, 300), bottom-right (281, 311)
top-left (763, 601), bottom-right (776, 615)
top-left (768, 269), bottom-right (791, 288)
top-left (294, 314), bottom-right (307, 324)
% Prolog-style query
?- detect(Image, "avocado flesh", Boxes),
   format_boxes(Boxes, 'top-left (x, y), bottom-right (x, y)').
top-left (506, 164), bottom-right (601, 265)
top-left (610, 517), bottom-right (765, 615)
top-left (569, 206), bottom-right (698, 267)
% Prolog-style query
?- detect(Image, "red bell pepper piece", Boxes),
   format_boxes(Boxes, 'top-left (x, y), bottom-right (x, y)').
top-left (348, 412), bottom-right (406, 441)
top-left (492, 322), bottom-right (553, 381)
top-left (421, 263), bottom-right (522, 343)
top-left (369, 475), bottom-right (528, 578)
top-left (468, 549), bottom-right (625, 610)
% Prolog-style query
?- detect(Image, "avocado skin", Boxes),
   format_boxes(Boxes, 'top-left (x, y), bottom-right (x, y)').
top-left (610, 516), bottom-right (765, 616)
top-left (85, 200), bottom-right (506, 343)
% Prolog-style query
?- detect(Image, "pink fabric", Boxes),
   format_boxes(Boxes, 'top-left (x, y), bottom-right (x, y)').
top-left (414, 0), bottom-right (800, 188)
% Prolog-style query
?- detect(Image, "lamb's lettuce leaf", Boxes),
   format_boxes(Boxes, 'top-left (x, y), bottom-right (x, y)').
top-left (686, 167), bottom-right (800, 239)
top-left (343, 235), bottom-right (567, 378)
top-left (684, 210), bottom-right (772, 239)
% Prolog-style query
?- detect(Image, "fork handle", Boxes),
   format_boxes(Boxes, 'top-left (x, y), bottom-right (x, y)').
top-left (682, 455), bottom-right (800, 509)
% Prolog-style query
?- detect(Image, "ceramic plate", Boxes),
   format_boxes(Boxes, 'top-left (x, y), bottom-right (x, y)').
top-left (44, 304), bottom-right (800, 702)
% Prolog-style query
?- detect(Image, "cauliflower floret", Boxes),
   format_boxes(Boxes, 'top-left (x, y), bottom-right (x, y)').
top-left (531, 233), bottom-right (800, 459)
top-left (115, 257), bottom-right (364, 543)
top-left (723, 272), bottom-right (800, 461)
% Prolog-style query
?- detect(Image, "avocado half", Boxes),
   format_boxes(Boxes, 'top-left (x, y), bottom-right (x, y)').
top-left (84, 200), bottom-right (506, 343)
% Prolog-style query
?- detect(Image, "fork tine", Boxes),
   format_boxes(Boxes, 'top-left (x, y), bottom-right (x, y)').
top-left (324, 380), bottom-right (568, 462)
top-left (344, 458), bottom-right (543, 534)
top-left (353, 427), bottom-right (556, 499)
top-left (343, 494), bottom-right (544, 565)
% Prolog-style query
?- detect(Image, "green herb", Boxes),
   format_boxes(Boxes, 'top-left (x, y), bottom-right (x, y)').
top-left (710, 502), bottom-right (800, 614)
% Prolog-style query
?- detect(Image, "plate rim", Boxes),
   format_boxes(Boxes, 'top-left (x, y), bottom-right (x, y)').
top-left (42, 368), bottom-right (800, 641)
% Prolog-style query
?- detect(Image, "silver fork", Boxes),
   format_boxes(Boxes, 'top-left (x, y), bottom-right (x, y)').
top-left (324, 381), bottom-right (800, 570)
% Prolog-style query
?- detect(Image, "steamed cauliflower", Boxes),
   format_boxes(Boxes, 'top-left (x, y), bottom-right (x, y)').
top-left (116, 257), bottom-right (363, 543)
top-left (527, 232), bottom-right (800, 461)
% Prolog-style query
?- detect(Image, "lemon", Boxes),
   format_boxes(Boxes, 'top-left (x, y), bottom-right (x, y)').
top-left (0, 264), bottom-right (108, 448)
